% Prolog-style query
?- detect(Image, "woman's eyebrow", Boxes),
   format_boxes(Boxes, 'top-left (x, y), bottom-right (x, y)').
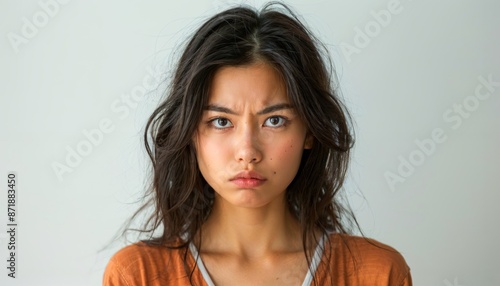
top-left (204, 104), bottom-right (237, 115)
top-left (257, 103), bottom-right (293, 115)
top-left (204, 103), bottom-right (293, 115)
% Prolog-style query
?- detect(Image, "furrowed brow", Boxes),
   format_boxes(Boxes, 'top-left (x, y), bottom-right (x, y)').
top-left (203, 103), bottom-right (293, 115)
top-left (256, 103), bottom-right (293, 115)
top-left (204, 104), bottom-right (238, 115)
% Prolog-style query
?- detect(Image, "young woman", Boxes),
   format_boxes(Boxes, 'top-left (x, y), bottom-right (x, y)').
top-left (104, 2), bottom-right (412, 285)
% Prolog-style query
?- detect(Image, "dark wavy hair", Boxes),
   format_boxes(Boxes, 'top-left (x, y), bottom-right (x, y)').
top-left (118, 1), bottom-right (360, 284)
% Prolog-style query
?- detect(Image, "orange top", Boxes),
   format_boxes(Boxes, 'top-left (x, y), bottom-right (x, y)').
top-left (103, 233), bottom-right (412, 285)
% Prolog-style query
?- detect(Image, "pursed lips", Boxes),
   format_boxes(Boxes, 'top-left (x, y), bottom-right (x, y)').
top-left (229, 171), bottom-right (267, 188)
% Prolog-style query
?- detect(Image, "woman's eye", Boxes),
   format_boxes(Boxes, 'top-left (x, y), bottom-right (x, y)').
top-left (210, 118), bottom-right (233, 129)
top-left (264, 116), bottom-right (287, 127)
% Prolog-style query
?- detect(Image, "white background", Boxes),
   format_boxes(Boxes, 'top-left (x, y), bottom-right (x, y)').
top-left (1, 0), bottom-right (499, 285)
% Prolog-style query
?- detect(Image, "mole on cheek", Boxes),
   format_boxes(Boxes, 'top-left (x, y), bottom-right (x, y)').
top-left (274, 171), bottom-right (277, 175)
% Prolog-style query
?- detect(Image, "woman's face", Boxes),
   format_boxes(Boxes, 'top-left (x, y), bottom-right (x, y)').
top-left (194, 62), bottom-right (312, 209)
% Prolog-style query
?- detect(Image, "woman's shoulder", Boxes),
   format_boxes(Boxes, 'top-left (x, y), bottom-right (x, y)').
top-left (320, 233), bottom-right (412, 285)
top-left (103, 240), bottom-right (198, 286)
top-left (107, 241), bottom-right (179, 267)
top-left (328, 233), bottom-right (409, 267)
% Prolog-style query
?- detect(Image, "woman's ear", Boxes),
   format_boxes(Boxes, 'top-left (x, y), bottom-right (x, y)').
top-left (304, 133), bottom-right (314, 150)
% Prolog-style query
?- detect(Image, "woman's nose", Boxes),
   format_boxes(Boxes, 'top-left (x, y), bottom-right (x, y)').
top-left (234, 124), bottom-right (262, 164)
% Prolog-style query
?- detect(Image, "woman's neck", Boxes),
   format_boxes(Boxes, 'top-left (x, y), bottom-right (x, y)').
top-left (198, 194), bottom-right (303, 259)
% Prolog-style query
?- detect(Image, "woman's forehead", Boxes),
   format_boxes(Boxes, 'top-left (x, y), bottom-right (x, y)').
top-left (207, 63), bottom-right (289, 106)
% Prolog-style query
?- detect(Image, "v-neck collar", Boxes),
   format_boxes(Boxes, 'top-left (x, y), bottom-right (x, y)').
top-left (188, 235), bottom-right (326, 286)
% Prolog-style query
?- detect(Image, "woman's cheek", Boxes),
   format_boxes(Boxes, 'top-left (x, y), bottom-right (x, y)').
top-left (271, 139), bottom-right (301, 162)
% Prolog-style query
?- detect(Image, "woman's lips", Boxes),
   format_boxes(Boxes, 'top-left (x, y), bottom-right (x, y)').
top-left (230, 178), bottom-right (266, 188)
top-left (229, 171), bottom-right (267, 188)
